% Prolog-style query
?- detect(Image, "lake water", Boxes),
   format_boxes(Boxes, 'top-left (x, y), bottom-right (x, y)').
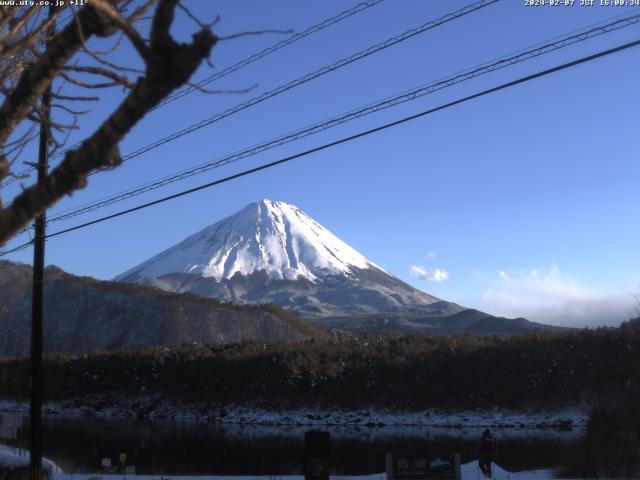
top-left (3, 416), bottom-right (599, 478)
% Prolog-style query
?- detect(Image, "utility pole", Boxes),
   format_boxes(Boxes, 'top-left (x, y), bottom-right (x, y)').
top-left (30, 5), bottom-right (54, 480)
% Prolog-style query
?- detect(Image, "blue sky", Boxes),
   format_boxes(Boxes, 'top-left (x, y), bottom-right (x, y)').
top-left (3, 0), bottom-right (640, 326)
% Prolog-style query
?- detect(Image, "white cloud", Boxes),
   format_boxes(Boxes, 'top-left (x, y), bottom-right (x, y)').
top-left (433, 269), bottom-right (449, 282)
top-left (497, 270), bottom-right (510, 281)
top-left (410, 265), bottom-right (449, 283)
top-left (426, 251), bottom-right (437, 260)
top-left (410, 265), bottom-right (429, 279)
top-left (479, 265), bottom-right (636, 327)
top-left (482, 289), bottom-right (495, 300)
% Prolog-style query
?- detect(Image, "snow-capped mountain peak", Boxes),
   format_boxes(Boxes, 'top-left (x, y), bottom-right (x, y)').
top-left (116, 199), bottom-right (378, 283)
top-left (111, 200), bottom-right (541, 334)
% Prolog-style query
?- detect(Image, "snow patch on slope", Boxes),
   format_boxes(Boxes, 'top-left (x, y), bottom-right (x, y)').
top-left (116, 200), bottom-right (379, 283)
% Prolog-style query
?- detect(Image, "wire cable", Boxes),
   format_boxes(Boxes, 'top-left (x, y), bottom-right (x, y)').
top-left (2, 35), bottom-right (636, 257)
top-left (38, 11), bottom-right (640, 227)
top-left (100, 0), bottom-right (499, 166)
top-left (156, 0), bottom-right (386, 109)
top-left (0, 0), bottom-right (386, 189)
top-left (1, 0), bottom-right (499, 190)
top-left (0, 241), bottom-right (32, 256)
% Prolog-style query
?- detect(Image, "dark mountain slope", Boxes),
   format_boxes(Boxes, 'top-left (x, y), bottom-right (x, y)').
top-left (0, 260), bottom-right (327, 356)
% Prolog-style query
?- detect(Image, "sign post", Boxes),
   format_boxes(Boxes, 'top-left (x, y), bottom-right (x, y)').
top-left (0, 413), bottom-right (20, 440)
top-left (101, 458), bottom-right (112, 471)
top-left (385, 453), bottom-right (461, 480)
top-left (304, 431), bottom-right (330, 480)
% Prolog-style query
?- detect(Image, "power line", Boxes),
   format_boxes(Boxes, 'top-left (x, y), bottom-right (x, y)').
top-left (0, 0), bottom-right (386, 189)
top-left (1, 0), bottom-right (498, 199)
top-left (2, 36), bottom-right (636, 256)
top-left (0, 240), bottom-right (33, 256)
top-left (156, 0), bottom-right (386, 109)
top-left (102, 0), bottom-right (499, 166)
top-left (37, 11), bottom-right (640, 227)
top-left (54, 0), bottom-right (390, 161)
top-left (1, 0), bottom-right (498, 192)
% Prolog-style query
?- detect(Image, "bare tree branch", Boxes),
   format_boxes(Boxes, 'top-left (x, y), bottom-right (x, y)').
top-left (0, 0), bottom-right (217, 244)
top-left (91, 0), bottom-right (151, 62)
top-left (8, 6), bottom-right (38, 34)
top-left (217, 29), bottom-right (294, 42)
top-left (59, 72), bottom-right (123, 89)
top-left (127, 0), bottom-right (157, 23)
top-left (26, 112), bottom-right (79, 132)
top-left (0, 7), bottom-right (19, 31)
top-left (177, 2), bottom-right (217, 30)
top-left (52, 93), bottom-right (100, 102)
top-left (49, 117), bottom-right (78, 156)
top-left (2, 124), bottom-right (36, 150)
top-left (79, 43), bottom-right (145, 74)
top-left (63, 65), bottom-right (135, 88)
top-left (51, 103), bottom-right (91, 115)
top-left (0, 3), bottom-right (119, 148)
top-left (0, 8), bottom-right (60, 62)
top-left (150, 0), bottom-right (178, 49)
top-left (88, 31), bottom-right (125, 55)
top-left (185, 81), bottom-right (257, 96)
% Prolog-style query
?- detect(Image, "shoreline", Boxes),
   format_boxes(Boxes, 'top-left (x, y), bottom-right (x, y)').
top-left (0, 397), bottom-right (588, 430)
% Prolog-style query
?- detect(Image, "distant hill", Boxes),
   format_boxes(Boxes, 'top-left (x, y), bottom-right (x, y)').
top-left (0, 260), bottom-right (327, 356)
top-left (318, 308), bottom-right (560, 336)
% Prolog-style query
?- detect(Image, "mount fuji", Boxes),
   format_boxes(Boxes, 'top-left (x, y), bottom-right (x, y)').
top-left (118, 199), bottom-right (385, 284)
top-left (116, 200), bottom-right (555, 335)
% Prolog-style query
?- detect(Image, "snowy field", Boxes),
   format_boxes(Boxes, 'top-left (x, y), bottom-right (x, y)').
top-left (0, 443), bottom-right (62, 473)
top-left (0, 445), bottom-right (593, 480)
top-left (49, 464), bottom-right (560, 480)
top-left (1, 443), bottom-right (611, 480)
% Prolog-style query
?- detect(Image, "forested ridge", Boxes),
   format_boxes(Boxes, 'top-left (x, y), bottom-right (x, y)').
top-left (1, 319), bottom-right (638, 411)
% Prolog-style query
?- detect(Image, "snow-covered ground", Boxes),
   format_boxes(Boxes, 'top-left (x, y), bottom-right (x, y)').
top-left (2, 444), bottom-right (557, 480)
top-left (0, 443), bottom-right (62, 474)
top-left (49, 463), bottom-right (562, 480)
top-left (0, 399), bottom-right (588, 430)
